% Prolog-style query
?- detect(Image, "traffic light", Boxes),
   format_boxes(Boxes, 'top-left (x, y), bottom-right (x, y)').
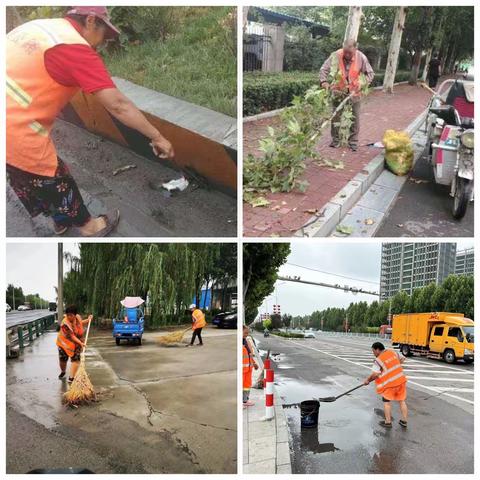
top-left (273, 304), bottom-right (281, 315)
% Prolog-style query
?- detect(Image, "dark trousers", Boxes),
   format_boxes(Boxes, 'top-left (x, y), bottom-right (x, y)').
top-left (428, 75), bottom-right (439, 89)
top-left (190, 327), bottom-right (203, 345)
top-left (331, 97), bottom-right (361, 147)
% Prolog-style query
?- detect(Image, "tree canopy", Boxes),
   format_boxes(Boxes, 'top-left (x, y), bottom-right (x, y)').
top-left (63, 243), bottom-right (236, 327)
top-left (268, 274), bottom-right (473, 332)
top-left (243, 243), bottom-right (291, 324)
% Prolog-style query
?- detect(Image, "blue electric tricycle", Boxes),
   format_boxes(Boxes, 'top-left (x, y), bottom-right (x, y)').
top-left (113, 297), bottom-right (145, 345)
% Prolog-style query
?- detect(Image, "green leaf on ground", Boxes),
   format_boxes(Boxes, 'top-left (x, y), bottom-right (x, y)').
top-left (336, 224), bottom-right (354, 235)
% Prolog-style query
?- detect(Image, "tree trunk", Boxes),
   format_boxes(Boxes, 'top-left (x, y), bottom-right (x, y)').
top-left (408, 49), bottom-right (422, 85)
top-left (343, 6), bottom-right (363, 44)
top-left (421, 47), bottom-right (433, 82)
top-left (243, 262), bottom-right (252, 301)
top-left (242, 7), bottom-right (250, 32)
top-left (383, 7), bottom-right (407, 94)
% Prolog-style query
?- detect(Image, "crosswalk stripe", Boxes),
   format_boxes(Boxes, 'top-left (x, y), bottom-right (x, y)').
top-left (405, 376), bottom-right (474, 382)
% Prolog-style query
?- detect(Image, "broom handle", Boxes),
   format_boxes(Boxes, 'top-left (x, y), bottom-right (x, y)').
top-left (83, 317), bottom-right (92, 353)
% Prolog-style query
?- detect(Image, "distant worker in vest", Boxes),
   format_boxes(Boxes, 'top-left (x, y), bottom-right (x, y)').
top-left (243, 325), bottom-right (258, 408)
top-left (56, 305), bottom-right (92, 383)
top-left (364, 342), bottom-right (408, 429)
top-left (319, 40), bottom-right (375, 152)
top-left (187, 304), bottom-right (206, 347)
top-left (6, 6), bottom-right (174, 237)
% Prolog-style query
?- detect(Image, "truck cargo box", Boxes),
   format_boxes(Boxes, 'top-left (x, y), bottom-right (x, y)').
top-left (392, 312), bottom-right (466, 347)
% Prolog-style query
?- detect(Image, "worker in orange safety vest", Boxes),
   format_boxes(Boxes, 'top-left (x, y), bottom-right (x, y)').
top-left (56, 305), bottom-right (92, 382)
top-left (243, 325), bottom-right (258, 408)
top-left (319, 39), bottom-right (375, 151)
top-left (364, 341), bottom-right (408, 428)
top-left (6, 7), bottom-right (174, 237)
top-left (186, 304), bottom-right (206, 346)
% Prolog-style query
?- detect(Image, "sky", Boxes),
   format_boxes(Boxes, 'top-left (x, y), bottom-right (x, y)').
top-left (260, 240), bottom-right (475, 317)
top-left (6, 243), bottom-right (78, 302)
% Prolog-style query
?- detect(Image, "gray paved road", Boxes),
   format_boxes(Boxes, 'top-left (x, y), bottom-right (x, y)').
top-left (376, 146), bottom-right (474, 237)
top-left (7, 328), bottom-right (237, 474)
top-left (255, 333), bottom-right (474, 474)
top-left (6, 309), bottom-right (54, 328)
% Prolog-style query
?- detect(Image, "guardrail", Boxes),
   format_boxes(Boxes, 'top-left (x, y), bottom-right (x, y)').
top-left (6, 314), bottom-right (56, 358)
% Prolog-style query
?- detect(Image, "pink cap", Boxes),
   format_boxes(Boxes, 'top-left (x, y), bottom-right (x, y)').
top-left (67, 6), bottom-right (120, 37)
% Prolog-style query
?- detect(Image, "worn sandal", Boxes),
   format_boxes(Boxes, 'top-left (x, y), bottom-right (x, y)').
top-left (379, 420), bottom-right (393, 428)
top-left (70, 209), bottom-right (120, 238)
top-left (53, 222), bottom-right (68, 235)
top-left (399, 420), bottom-right (408, 428)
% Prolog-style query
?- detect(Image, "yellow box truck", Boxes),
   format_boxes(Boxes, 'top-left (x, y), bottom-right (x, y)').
top-left (392, 312), bottom-right (474, 364)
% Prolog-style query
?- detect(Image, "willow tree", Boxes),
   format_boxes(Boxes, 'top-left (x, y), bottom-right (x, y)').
top-left (62, 243), bottom-right (235, 327)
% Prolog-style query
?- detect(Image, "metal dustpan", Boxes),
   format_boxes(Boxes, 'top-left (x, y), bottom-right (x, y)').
top-left (318, 383), bottom-right (365, 403)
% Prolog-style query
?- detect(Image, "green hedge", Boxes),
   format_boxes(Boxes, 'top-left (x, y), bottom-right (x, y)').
top-left (274, 331), bottom-right (305, 339)
top-left (243, 69), bottom-right (411, 116)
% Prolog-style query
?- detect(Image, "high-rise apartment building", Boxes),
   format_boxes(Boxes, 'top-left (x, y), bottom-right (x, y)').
top-left (455, 248), bottom-right (474, 276)
top-left (380, 243), bottom-right (457, 300)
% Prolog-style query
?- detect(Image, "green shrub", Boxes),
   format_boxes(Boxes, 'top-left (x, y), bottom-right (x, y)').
top-left (274, 331), bottom-right (305, 338)
top-left (243, 69), bottom-right (411, 116)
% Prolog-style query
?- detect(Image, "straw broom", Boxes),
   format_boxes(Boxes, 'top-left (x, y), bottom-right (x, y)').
top-left (157, 327), bottom-right (191, 345)
top-left (63, 318), bottom-right (96, 406)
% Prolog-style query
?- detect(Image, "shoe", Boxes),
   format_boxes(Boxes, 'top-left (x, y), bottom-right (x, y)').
top-left (185, 344), bottom-right (192, 347)
top-left (68, 377), bottom-right (74, 383)
top-left (378, 420), bottom-right (392, 428)
top-left (349, 144), bottom-right (358, 152)
top-left (70, 209), bottom-right (120, 238)
top-left (53, 222), bottom-right (68, 235)
top-left (58, 371), bottom-right (66, 379)
top-left (198, 343), bottom-right (204, 346)
top-left (329, 141), bottom-right (339, 148)
top-left (399, 420), bottom-right (408, 428)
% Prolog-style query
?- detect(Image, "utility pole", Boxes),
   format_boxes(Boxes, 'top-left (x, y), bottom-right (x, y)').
top-left (57, 243), bottom-right (64, 322)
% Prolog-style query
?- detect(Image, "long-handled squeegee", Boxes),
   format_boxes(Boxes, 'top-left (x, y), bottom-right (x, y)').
top-left (317, 383), bottom-right (366, 403)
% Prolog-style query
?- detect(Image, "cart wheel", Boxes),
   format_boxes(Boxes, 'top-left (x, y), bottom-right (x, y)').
top-left (452, 178), bottom-right (471, 219)
top-left (115, 338), bottom-right (120, 346)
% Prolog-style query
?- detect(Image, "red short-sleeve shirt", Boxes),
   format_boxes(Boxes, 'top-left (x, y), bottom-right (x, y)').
top-left (44, 17), bottom-right (116, 94)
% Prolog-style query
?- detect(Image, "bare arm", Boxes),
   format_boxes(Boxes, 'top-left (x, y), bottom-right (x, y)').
top-left (364, 370), bottom-right (381, 385)
top-left (94, 88), bottom-right (174, 159)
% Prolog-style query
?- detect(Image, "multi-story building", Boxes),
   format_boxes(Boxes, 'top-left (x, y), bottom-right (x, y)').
top-left (455, 248), bottom-right (474, 276)
top-left (380, 243), bottom-right (457, 300)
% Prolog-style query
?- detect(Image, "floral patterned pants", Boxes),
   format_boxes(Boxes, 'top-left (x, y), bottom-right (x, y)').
top-left (7, 159), bottom-right (91, 227)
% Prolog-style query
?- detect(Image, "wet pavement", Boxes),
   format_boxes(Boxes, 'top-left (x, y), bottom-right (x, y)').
top-left (376, 142), bottom-right (474, 237)
top-left (6, 327), bottom-right (237, 474)
top-left (6, 120), bottom-right (237, 238)
top-left (254, 333), bottom-right (474, 474)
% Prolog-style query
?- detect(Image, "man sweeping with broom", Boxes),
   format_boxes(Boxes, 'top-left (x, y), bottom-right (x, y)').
top-left (56, 305), bottom-right (92, 383)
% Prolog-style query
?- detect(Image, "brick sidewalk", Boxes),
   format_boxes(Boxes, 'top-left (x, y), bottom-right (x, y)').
top-left (243, 83), bottom-right (432, 237)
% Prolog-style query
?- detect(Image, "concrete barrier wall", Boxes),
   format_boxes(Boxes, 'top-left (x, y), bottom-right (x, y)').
top-left (61, 77), bottom-right (237, 196)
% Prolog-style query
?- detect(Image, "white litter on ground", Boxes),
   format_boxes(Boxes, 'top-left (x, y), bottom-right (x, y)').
top-left (162, 176), bottom-right (189, 192)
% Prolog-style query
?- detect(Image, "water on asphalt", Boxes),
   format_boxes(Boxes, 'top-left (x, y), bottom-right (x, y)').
top-left (256, 335), bottom-right (474, 474)
top-left (7, 328), bottom-right (237, 474)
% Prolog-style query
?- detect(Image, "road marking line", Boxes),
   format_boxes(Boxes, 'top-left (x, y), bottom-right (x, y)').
top-left (287, 339), bottom-right (475, 406)
top-left (429, 387), bottom-right (474, 393)
top-left (405, 376), bottom-right (474, 383)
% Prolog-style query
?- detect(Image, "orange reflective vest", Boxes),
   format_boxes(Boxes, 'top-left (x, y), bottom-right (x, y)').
top-left (332, 49), bottom-right (361, 96)
top-left (192, 309), bottom-right (206, 330)
top-left (243, 344), bottom-right (253, 389)
top-left (374, 349), bottom-right (407, 394)
top-left (6, 18), bottom-right (90, 176)
top-left (56, 315), bottom-right (84, 358)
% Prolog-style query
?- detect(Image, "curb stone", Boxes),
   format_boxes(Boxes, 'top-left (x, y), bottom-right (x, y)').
top-left (295, 108), bottom-right (427, 237)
